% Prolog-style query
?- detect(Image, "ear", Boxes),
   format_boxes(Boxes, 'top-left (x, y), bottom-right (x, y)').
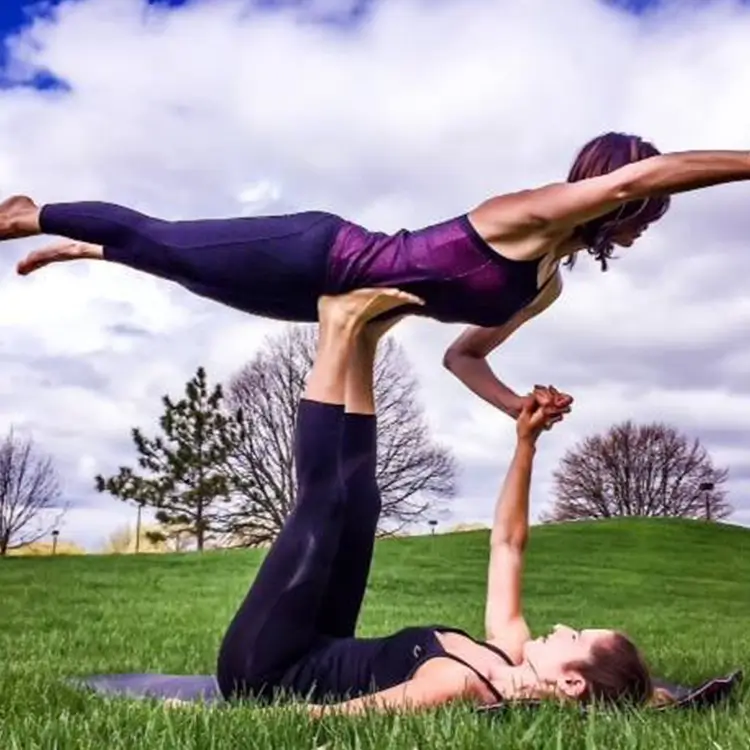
top-left (557, 669), bottom-right (587, 700)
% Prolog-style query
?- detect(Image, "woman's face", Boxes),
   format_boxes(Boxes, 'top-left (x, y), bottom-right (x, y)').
top-left (610, 217), bottom-right (652, 247)
top-left (521, 624), bottom-right (616, 697)
top-left (609, 196), bottom-right (669, 247)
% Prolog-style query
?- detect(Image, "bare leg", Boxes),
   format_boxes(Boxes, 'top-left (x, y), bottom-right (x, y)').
top-left (311, 296), bottom-right (418, 401)
top-left (0, 196), bottom-right (42, 241)
top-left (345, 315), bottom-right (404, 414)
top-left (0, 195), bottom-right (101, 275)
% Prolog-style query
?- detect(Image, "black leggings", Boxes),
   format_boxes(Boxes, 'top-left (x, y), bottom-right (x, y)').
top-left (216, 399), bottom-right (381, 697)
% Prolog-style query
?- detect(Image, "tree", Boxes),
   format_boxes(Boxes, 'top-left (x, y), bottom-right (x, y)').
top-left (103, 522), bottom-right (193, 554)
top-left (95, 367), bottom-right (242, 551)
top-left (0, 428), bottom-right (65, 556)
top-left (223, 325), bottom-right (457, 546)
top-left (545, 421), bottom-right (731, 522)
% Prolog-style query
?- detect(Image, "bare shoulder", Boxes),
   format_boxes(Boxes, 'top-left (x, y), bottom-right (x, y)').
top-left (469, 192), bottom-right (567, 262)
top-left (411, 656), bottom-right (495, 702)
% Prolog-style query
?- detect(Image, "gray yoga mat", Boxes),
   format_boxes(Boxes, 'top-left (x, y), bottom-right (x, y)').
top-left (67, 674), bottom-right (224, 704)
top-left (68, 669), bottom-right (743, 711)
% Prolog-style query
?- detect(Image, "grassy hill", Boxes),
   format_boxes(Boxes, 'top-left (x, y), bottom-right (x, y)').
top-left (1, 517), bottom-right (748, 749)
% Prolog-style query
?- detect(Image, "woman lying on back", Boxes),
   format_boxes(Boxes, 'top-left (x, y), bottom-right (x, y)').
top-left (212, 287), bottom-right (660, 716)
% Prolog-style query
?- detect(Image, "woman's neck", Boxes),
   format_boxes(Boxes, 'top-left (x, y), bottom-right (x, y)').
top-left (491, 662), bottom-right (547, 700)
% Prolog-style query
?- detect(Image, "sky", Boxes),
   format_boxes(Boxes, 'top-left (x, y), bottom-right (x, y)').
top-left (0, 0), bottom-right (749, 551)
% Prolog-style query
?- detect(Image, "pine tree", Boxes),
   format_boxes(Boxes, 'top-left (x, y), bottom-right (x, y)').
top-left (95, 367), bottom-right (241, 551)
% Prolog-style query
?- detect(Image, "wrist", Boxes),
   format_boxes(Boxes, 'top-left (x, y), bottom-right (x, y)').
top-left (515, 436), bottom-right (537, 453)
top-left (506, 397), bottom-right (524, 419)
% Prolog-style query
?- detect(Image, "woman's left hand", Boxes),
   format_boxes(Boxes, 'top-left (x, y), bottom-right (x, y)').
top-left (516, 385), bottom-right (573, 440)
top-left (532, 384), bottom-right (573, 429)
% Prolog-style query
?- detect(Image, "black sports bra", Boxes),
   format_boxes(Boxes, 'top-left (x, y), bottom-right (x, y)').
top-left (406, 626), bottom-right (514, 703)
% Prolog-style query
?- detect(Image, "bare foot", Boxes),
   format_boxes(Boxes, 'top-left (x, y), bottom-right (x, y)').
top-left (318, 288), bottom-right (424, 333)
top-left (16, 241), bottom-right (104, 276)
top-left (0, 195), bottom-right (41, 240)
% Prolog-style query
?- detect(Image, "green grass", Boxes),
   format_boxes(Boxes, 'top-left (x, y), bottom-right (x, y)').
top-left (1, 517), bottom-right (749, 749)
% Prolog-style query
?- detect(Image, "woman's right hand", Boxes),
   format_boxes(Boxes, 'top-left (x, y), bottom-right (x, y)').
top-left (532, 384), bottom-right (573, 415)
top-left (516, 385), bottom-right (572, 441)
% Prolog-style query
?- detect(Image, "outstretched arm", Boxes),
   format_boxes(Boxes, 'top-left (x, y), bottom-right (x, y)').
top-left (487, 149), bottom-right (750, 234)
top-left (443, 279), bottom-right (562, 419)
top-left (484, 390), bottom-right (570, 659)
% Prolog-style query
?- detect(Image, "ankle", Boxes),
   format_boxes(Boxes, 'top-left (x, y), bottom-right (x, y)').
top-left (319, 315), bottom-right (362, 344)
top-left (13, 208), bottom-right (41, 234)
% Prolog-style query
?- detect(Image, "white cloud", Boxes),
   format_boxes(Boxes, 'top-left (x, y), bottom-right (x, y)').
top-left (0, 0), bottom-right (749, 550)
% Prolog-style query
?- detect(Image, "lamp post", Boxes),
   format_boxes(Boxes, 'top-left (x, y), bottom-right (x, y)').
top-left (51, 529), bottom-right (59, 556)
top-left (699, 482), bottom-right (715, 522)
top-left (135, 501), bottom-right (144, 554)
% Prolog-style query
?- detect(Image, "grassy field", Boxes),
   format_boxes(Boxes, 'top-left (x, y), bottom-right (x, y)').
top-left (1, 517), bottom-right (749, 749)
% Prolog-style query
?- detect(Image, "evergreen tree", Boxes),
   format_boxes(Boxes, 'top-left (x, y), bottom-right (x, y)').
top-left (95, 367), bottom-right (241, 551)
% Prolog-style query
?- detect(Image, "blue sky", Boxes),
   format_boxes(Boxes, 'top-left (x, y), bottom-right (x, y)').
top-left (1, 0), bottom-right (749, 549)
top-left (0, 0), bottom-right (377, 82)
top-left (0, 0), bottom-right (674, 51)
top-left (0, 0), bottom-right (707, 91)
top-left (0, 0), bottom-right (373, 40)
top-left (1, 0), bottom-right (744, 74)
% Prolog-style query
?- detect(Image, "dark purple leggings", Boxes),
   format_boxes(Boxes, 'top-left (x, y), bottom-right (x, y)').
top-left (215, 399), bottom-right (381, 697)
top-left (39, 202), bottom-right (345, 321)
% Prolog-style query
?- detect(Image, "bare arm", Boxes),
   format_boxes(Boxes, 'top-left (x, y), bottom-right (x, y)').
top-left (484, 394), bottom-right (567, 653)
top-left (491, 149), bottom-right (750, 233)
top-left (307, 659), bottom-right (485, 717)
top-left (484, 437), bottom-right (535, 647)
top-left (443, 278), bottom-right (562, 419)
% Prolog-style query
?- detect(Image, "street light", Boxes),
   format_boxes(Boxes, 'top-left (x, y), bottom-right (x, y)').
top-left (699, 482), bottom-right (715, 522)
top-left (135, 500), bottom-right (145, 554)
top-left (428, 519), bottom-right (438, 536)
top-left (51, 529), bottom-right (59, 556)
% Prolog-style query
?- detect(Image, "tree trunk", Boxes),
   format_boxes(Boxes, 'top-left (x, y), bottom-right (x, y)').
top-left (196, 503), bottom-right (204, 551)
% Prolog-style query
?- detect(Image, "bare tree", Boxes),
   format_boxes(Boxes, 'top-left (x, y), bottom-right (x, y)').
top-left (545, 421), bottom-right (731, 522)
top-left (0, 428), bottom-right (64, 556)
top-left (223, 325), bottom-right (457, 546)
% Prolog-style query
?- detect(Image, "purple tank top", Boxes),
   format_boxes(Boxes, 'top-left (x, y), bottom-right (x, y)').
top-left (326, 215), bottom-right (549, 327)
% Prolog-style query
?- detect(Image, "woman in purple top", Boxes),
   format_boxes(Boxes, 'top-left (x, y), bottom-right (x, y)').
top-left (2, 131), bottom-right (749, 416)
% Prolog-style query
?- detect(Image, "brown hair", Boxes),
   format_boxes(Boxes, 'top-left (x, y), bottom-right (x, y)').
top-left (567, 632), bottom-right (671, 707)
top-left (565, 132), bottom-right (671, 272)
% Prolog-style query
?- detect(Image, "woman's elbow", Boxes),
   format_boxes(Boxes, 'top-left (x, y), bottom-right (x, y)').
top-left (442, 346), bottom-right (460, 372)
top-left (443, 345), bottom-right (477, 372)
top-left (490, 532), bottom-right (528, 552)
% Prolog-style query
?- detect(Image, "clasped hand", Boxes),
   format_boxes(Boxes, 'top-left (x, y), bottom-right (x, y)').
top-left (516, 384), bottom-right (573, 441)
